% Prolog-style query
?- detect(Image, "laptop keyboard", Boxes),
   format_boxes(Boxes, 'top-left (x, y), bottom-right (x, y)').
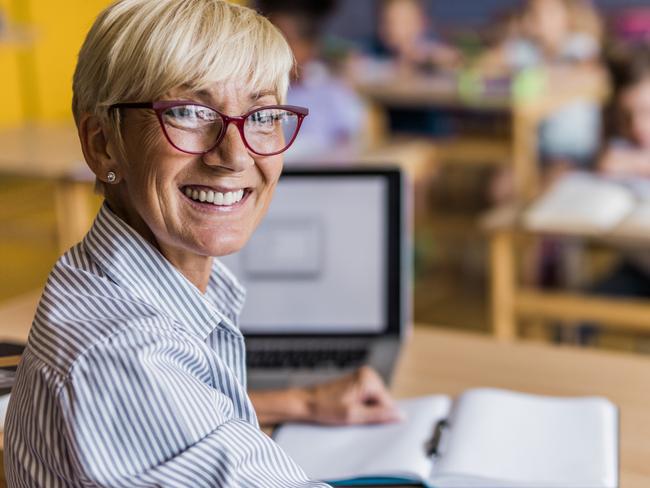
top-left (246, 347), bottom-right (368, 370)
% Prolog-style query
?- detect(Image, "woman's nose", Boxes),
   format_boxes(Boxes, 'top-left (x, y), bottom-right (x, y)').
top-left (202, 122), bottom-right (254, 172)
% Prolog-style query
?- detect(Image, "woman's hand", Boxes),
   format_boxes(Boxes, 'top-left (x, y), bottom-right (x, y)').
top-left (249, 366), bottom-right (402, 426)
top-left (304, 366), bottom-right (402, 425)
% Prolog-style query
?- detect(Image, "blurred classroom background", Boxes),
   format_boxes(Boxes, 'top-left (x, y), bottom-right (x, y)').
top-left (2, 0), bottom-right (650, 352)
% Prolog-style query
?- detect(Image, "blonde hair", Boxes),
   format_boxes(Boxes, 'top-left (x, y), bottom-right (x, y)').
top-left (72, 0), bottom-right (294, 168)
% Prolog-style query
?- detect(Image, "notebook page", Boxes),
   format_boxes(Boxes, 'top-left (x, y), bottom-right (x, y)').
top-left (432, 388), bottom-right (617, 488)
top-left (524, 173), bottom-right (634, 235)
top-left (274, 395), bottom-right (451, 483)
top-left (614, 200), bottom-right (650, 238)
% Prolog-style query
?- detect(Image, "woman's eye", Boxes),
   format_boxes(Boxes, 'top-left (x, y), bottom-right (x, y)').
top-left (249, 110), bottom-right (284, 126)
top-left (164, 106), bottom-right (219, 129)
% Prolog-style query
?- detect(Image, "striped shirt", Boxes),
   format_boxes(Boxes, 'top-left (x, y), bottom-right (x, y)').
top-left (4, 203), bottom-right (329, 488)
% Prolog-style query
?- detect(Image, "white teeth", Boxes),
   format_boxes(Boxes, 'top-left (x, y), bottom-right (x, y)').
top-left (184, 187), bottom-right (245, 206)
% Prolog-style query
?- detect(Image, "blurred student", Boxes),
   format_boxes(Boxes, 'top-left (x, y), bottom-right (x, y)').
top-left (259, 0), bottom-right (367, 161)
top-left (374, 0), bottom-right (461, 73)
top-left (365, 0), bottom-right (463, 137)
top-left (573, 46), bottom-right (650, 345)
top-left (496, 0), bottom-right (602, 166)
top-left (488, 0), bottom-right (604, 203)
top-left (599, 46), bottom-right (650, 180)
top-left (496, 0), bottom-right (602, 70)
top-left (592, 46), bottom-right (650, 298)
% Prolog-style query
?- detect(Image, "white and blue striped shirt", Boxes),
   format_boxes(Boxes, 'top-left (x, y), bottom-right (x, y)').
top-left (4, 203), bottom-right (329, 488)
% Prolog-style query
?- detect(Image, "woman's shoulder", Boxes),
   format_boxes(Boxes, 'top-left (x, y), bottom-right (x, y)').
top-left (43, 241), bottom-right (158, 319)
top-left (28, 242), bottom-right (181, 375)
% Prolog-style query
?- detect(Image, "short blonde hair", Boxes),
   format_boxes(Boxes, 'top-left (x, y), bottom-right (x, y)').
top-left (72, 0), bottom-right (294, 134)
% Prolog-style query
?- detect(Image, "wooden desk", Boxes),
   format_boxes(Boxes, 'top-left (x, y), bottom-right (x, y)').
top-left (355, 66), bottom-right (609, 201)
top-left (484, 203), bottom-right (650, 340)
top-left (392, 326), bottom-right (650, 488)
top-left (0, 290), bottom-right (39, 344)
top-left (0, 124), bottom-right (94, 252)
top-left (3, 288), bottom-right (649, 487)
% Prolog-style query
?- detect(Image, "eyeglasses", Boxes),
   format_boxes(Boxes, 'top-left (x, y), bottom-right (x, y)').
top-left (109, 101), bottom-right (309, 156)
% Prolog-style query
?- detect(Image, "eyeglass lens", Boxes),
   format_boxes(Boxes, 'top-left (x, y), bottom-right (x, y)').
top-left (161, 105), bottom-right (299, 155)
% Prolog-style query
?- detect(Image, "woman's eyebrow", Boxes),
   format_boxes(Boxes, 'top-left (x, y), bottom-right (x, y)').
top-left (175, 88), bottom-right (275, 104)
top-left (188, 89), bottom-right (212, 103)
top-left (250, 90), bottom-right (276, 101)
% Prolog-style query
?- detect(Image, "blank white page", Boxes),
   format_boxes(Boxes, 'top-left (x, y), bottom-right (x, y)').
top-left (274, 395), bottom-right (451, 483)
top-left (524, 173), bottom-right (634, 234)
top-left (433, 388), bottom-right (618, 488)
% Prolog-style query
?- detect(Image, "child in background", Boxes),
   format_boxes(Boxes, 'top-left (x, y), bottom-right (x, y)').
top-left (375, 0), bottom-right (461, 74)
top-left (488, 0), bottom-right (604, 203)
top-left (592, 46), bottom-right (650, 299)
top-left (574, 46), bottom-right (650, 346)
top-left (494, 0), bottom-right (601, 156)
top-left (259, 0), bottom-right (367, 162)
top-left (599, 47), bottom-right (650, 180)
top-left (499, 0), bottom-right (602, 70)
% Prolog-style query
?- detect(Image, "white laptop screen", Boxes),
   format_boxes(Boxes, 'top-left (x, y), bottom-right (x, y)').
top-left (219, 172), bottom-right (388, 335)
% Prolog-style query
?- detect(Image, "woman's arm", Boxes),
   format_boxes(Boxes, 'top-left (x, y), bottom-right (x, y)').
top-left (249, 366), bottom-right (402, 426)
top-left (53, 323), bottom-right (329, 487)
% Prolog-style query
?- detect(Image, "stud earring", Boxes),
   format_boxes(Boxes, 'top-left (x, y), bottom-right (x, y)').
top-left (106, 171), bottom-right (117, 183)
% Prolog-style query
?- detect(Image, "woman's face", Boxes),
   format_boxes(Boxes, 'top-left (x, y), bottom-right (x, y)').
top-left (621, 78), bottom-right (650, 149)
top-left (111, 81), bottom-right (283, 260)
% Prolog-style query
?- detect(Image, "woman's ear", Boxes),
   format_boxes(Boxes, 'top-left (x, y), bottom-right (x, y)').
top-left (78, 113), bottom-right (123, 184)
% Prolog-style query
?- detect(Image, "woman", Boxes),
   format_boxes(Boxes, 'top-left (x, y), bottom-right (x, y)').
top-left (4, 1), bottom-right (399, 486)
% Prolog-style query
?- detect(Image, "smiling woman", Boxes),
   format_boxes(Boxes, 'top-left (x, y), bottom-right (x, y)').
top-left (3, 0), bottom-right (399, 487)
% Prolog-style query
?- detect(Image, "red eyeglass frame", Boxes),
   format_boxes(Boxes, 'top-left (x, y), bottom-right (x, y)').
top-left (109, 101), bottom-right (309, 156)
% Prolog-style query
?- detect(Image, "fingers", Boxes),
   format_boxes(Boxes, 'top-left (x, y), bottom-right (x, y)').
top-left (306, 366), bottom-right (403, 426)
top-left (345, 401), bottom-right (403, 425)
top-left (355, 366), bottom-right (395, 408)
top-left (343, 366), bottom-right (402, 425)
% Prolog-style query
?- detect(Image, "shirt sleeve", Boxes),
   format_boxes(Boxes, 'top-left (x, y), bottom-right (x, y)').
top-left (56, 319), bottom-right (329, 488)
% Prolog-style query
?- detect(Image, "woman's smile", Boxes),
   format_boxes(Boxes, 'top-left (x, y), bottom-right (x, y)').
top-left (180, 184), bottom-right (252, 214)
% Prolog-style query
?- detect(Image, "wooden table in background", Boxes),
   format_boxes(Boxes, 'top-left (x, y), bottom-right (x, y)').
top-left (354, 66), bottom-right (609, 202)
top-left (0, 123), bottom-right (94, 253)
top-left (483, 203), bottom-right (650, 341)
top-left (2, 288), bottom-right (650, 487)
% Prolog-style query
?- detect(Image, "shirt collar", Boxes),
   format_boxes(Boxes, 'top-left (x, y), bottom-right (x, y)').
top-left (83, 202), bottom-right (246, 340)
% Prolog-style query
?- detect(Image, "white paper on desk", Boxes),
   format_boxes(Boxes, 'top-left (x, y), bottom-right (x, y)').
top-left (0, 393), bottom-right (10, 433)
top-left (607, 176), bottom-right (650, 201)
top-left (431, 388), bottom-right (618, 488)
top-left (614, 200), bottom-right (650, 238)
top-left (524, 173), bottom-right (635, 234)
top-left (274, 395), bottom-right (452, 483)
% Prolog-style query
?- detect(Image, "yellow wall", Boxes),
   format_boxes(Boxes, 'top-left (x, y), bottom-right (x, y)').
top-left (2, 0), bottom-right (113, 123)
top-left (0, 0), bottom-right (247, 126)
top-left (0, 41), bottom-right (23, 127)
top-left (0, 0), bottom-right (28, 126)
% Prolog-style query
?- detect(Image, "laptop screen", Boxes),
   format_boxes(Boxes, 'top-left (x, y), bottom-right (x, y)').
top-left (219, 168), bottom-right (403, 336)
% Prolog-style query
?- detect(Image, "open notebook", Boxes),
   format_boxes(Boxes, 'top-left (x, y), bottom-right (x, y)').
top-left (274, 388), bottom-right (618, 488)
top-left (524, 172), bottom-right (650, 237)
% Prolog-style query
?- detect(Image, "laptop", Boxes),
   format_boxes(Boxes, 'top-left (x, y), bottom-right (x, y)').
top-left (219, 166), bottom-right (411, 390)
